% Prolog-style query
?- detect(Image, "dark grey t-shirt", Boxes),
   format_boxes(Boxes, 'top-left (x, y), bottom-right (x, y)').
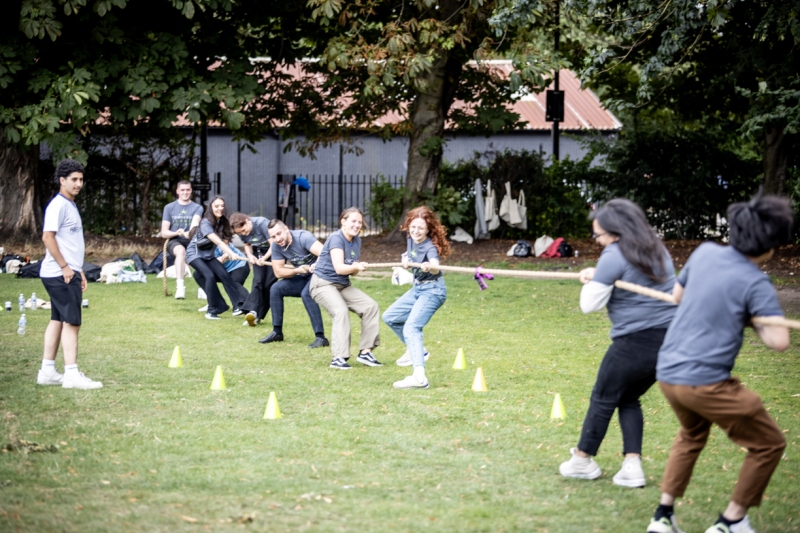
top-left (241, 216), bottom-right (271, 252)
top-left (162, 201), bottom-right (204, 233)
top-left (185, 218), bottom-right (216, 263)
top-left (593, 243), bottom-right (676, 338)
top-left (271, 230), bottom-right (319, 267)
top-left (314, 230), bottom-right (361, 286)
top-left (657, 243), bottom-right (783, 386)
top-left (407, 237), bottom-right (442, 282)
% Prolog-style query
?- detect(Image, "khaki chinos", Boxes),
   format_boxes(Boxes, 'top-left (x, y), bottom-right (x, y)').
top-left (309, 274), bottom-right (380, 360)
top-left (659, 378), bottom-right (786, 508)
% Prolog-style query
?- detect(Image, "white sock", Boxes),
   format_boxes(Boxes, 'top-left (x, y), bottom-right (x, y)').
top-left (177, 278), bottom-right (185, 289)
top-left (64, 364), bottom-right (79, 377)
top-left (42, 359), bottom-right (56, 372)
top-left (413, 366), bottom-right (427, 382)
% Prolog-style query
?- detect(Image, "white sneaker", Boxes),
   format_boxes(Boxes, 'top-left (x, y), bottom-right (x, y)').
top-left (197, 288), bottom-right (207, 299)
top-left (612, 455), bottom-right (646, 488)
top-left (705, 516), bottom-right (755, 533)
top-left (175, 286), bottom-right (186, 299)
top-left (198, 304), bottom-right (208, 312)
top-left (62, 372), bottom-right (103, 389)
top-left (37, 369), bottom-right (64, 386)
top-left (559, 448), bottom-right (602, 479)
top-left (395, 348), bottom-right (430, 367)
top-left (648, 515), bottom-right (685, 533)
top-left (393, 375), bottom-right (430, 389)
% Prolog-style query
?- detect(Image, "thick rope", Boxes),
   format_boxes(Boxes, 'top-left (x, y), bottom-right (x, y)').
top-left (365, 262), bottom-right (797, 330)
top-left (163, 239), bottom-right (170, 297)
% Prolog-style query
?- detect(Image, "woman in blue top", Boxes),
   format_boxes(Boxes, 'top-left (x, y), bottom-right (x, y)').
top-left (559, 199), bottom-right (676, 489)
top-left (309, 207), bottom-right (382, 370)
top-left (382, 206), bottom-right (450, 389)
top-left (186, 196), bottom-right (247, 320)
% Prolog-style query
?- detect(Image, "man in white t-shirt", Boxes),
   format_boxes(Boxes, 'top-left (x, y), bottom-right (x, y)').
top-left (37, 159), bottom-right (102, 390)
top-left (161, 180), bottom-right (203, 299)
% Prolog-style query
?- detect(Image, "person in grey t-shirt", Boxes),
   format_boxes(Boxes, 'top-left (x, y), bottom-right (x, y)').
top-left (644, 195), bottom-right (792, 533)
top-left (258, 220), bottom-right (328, 348)
top-left (230, 213), bottom-right (277, 327)
top-left (160, 180), bottom-right (203, 299)
top-left (559, 199), bottom-right (676, 490)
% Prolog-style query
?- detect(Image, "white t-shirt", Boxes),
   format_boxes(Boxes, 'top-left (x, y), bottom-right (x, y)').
top-left (41, 194), bottom-right (85, 278)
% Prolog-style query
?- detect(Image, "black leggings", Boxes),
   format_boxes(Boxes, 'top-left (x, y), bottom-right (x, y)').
top-left (577, 328), bottom-right (667, 456)
top-left (189, 258), bottom-right (247, 315)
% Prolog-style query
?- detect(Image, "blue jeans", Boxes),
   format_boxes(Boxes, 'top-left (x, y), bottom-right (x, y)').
top-left (269, 274), bottom-right (325, 336)
top-left (382, 278), bottom-right (446, 368)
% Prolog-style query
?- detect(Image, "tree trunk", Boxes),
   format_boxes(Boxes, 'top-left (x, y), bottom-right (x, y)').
top-left (383, 54), bottom-right (462, 241)
top-left (0, 131), bottom-right (41, 241)
top-left (763, 124), bottom-right (788, 195)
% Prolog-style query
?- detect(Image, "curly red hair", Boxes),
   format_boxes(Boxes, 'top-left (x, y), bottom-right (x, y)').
top-left (401, 206), bottom-right (451, 260)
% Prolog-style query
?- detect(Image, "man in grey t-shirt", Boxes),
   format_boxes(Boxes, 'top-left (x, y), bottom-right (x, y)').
top-left (645, 195), bottom-right (792, 533)
top-left (260, 220), bottom-right (328, 348)
top-left (160, 180), bottom-right (203, 299)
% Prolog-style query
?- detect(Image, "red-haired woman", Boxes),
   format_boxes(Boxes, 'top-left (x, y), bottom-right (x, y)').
top-left (382, 206), bottom-right (450, 389)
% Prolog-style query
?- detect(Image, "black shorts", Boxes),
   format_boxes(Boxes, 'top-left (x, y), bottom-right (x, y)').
top-left (41, 275), bottom-right (82, 326)
top-left (167, 236), bottom-right (191, 257)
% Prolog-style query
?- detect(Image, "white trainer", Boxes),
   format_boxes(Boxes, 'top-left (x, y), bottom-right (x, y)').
top-left (559, 448), bottom-right (602, 479)
top-left (705, 516), bottom-right (755, 533)
top-left (612, 455), bottom-right (646, 488)
top-left (37, 369), bottom-right (64, 386)
top-left (198, 304), bottom-right (209, 312)
top-left (648, 515), bottom-right (686, 533)
top-left (197, 288), bottom-right (207, 299)
top-left (62, 372), bottom-right (103, 390)
top-left (393, 375), bottom-right (430, 389)
top-left (395, 348), bottom-right (430, 367)
top-left (175, 286), bottom-right (186, 299)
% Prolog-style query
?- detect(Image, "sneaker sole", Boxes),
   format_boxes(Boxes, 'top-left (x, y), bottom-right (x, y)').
top-left (559, 467), bottom-right (602, 480)
top-left (37, 379), bottom-right (63, 386)
top-left (357, 358), bottom-right (383, 367)
top-left (393, 382), bottom-right (430, 389)
top-left (396, 354), bottom-right (430, 367)
top-left (612, 475), bottom-right (646, 488)
top-left (329, 365), bottom-right (352, 370)
top-left (62, 383), bottom-right (103, 389)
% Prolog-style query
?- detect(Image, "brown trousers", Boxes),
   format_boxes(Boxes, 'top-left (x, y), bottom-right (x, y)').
top-left (659, 378), bottom-right (786, 508)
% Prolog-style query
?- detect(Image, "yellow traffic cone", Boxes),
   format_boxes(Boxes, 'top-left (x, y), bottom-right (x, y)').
top-left (453, 347), bottom-right (466, 370)
top-left (210, 365), bottom-right (226, 390)
top-left (550, 393), bottom-right (566, 419)
top-left (263, 391), bottom-right (282, 419)
top-left (471, 367), bottom-right (487, 392)
top-left (168, 346), bottom-right (182, 368)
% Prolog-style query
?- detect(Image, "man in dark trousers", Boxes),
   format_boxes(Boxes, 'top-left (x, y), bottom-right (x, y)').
top-left (230, 212), bottom-right (276, 327)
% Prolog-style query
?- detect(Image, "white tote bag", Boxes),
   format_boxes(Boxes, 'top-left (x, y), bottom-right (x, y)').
top-left (514, 190), bottom-right (527, 229)
top-left (485, 180), bottom-right (500, 231)
top-left (499, 181), bottom-right (512, 223)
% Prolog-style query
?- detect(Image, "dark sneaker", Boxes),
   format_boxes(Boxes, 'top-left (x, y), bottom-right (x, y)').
top-left (232, 308), bottom-right (244, 317)
top-left (308, 337), bottom-right (330, 349)
top-left (205, 312), bottom-right (221, 320)
top-left (259, 331), bottom-right (284, 344)
top-left (329, 357), bottom-right (352, 370)
top-left (356, 351), bottom-right (383, 367)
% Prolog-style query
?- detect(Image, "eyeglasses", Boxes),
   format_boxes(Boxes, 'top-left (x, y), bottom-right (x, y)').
top-left (592, 231), bottom-right (607, 239)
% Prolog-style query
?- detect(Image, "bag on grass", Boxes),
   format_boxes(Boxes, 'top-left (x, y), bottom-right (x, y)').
top-left (533, 235), bottom-right (554, 257)
top-left (16, 261), bottom-right (41, 279)
top-left (513, 240), bottom-right (532, 258)
top-left (83, 263), bottom-right (102, 282)
top-left (557, 240), bottom-right (574, 259)
top-left (541, 237), bottom-right (565, 258)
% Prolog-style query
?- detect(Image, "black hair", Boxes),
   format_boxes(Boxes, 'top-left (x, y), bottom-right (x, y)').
top-left (203, 195), bottom-right (233, 242)
top-left (590, 198), bottom-right (669, 282)
top-left (54, 159), bottom-right (85, 181)
top-left (728, 192), bottom-right (793, 257)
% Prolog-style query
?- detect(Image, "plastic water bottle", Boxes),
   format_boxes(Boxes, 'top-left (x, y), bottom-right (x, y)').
top-left (18, 314), bottom-right (26, 335)
top-left (18, 294), bottom-right (24, 312)
top-left (30, 292), bottom-right (37, 311)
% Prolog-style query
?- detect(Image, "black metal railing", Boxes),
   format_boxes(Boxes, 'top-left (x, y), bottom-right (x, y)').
top-left (276, 174), bottom-right (404, 238)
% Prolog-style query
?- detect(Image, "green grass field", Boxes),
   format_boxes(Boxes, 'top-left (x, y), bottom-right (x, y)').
top-left (1, 272), bottom-right (799, 532)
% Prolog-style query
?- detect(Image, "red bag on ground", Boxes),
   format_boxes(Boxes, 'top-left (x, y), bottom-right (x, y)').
top-left (541, 237), bottom-right (564, 258)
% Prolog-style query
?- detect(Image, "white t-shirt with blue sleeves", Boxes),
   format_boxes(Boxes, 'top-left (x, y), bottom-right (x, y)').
top-left (657, 243), bottom-right (783, 386)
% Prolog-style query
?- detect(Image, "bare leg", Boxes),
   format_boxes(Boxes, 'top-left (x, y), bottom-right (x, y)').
top-left (43, 320), bottom-right (63, 361)
top-left (722, 501), bottom-right (747, 522)
top-left (60, 324), bottom-right (80, 366)
top-left (173, 246), bottom-right (187, 280)
top-left (660, 493), bottom-right (675, 506)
